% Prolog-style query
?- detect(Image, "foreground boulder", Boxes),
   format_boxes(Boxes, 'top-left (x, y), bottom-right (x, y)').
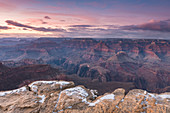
top-left (0, 80), bottom-right (169, 113)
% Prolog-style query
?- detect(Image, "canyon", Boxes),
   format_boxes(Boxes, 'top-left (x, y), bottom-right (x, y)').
top-left (0, 38), bottom-right (169, 94)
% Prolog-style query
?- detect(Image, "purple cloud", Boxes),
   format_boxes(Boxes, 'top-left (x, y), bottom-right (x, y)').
top-left (44, 16), bottom-right (51, 19)
top-left (23, 28), bottom-right (27, 30)
top-left (120, 19), bottom-right (170, 32)
top-left (69, 25), bottom-right (95, 28)
top-left (42, 21), bottom-right (48, 24)
top-left (0, 26), bottom-right (11, 30)
top-left (6, 20), bottom-right (65, 32)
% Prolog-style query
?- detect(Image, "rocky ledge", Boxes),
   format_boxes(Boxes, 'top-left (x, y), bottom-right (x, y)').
top-left (0, 80), bottom-right (169, 113)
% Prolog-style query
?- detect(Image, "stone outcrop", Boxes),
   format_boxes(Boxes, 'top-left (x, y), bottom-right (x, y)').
top-left (0, 80), bottom-right (169, 113)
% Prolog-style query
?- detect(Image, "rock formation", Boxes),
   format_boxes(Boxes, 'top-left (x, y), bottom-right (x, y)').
top-left (0, 80), bottom-right (169, 113)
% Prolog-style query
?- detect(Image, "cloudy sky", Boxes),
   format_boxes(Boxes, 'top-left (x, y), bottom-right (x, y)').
top-left (0, 0), bottom-right (170, 39)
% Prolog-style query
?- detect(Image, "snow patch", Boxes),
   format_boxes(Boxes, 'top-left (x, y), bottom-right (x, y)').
top-left (50, 93), bottom-right (54, 96)
top-left (0, 86), bottom-right (27, 97)
top-left (157, 95), bottom-right (170, 99)
top-left (90, 89), bottom-right (98, 99)
top-left (63, 86), bottom-right (89, 97)
top-left (29, 81), bottom-right (70, 87)
top-left (121, 99), bottom-right (124, 102)
top-left (53, 91), bottom-right (62, 113)
top-left (147, 93), bottom-right (170, 99)
top-left (116, 105), bottom-right (119, 108)
top-left (144, 91), bottom-right (147, 95)
top-left (138, 91), bottom-right (170, 106)
top-left (67, 106), bottom-right (72, 109)
top-left (148, 93), bottom-right (156, 98)
top-left (88, 94), bottom-right (115, 106)
top-left (29, 81), bottom-right (71, 92)
top-left (38, 95), bottom-right (45, 103)
top-left (31, 85), bottom-right (38, 92)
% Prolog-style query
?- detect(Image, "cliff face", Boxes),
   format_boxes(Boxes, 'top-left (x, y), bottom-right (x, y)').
top-left (0, 80), bottom-right (169, 113)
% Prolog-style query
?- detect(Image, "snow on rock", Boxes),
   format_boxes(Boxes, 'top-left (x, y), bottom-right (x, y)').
top-left (88, 94), bottom-right (115, 106)
top-left (28, 80), bottom-right (71, 92)
top-left (62, 86), bottom-right (89, 98)
top-left (38, 95), bottom-right (46, 103)
top-left (31, 85), bottom-right (38, 92)
top-left (53, 91), bottom-right (62, 112)
top-left (0, 81), bottom-right (71, 97)
top-left (121, 99), bottom-right (124, 102)
top-left (143, 92), bottom-right (170, 100)
top-left (52, 86), bottom-right (88, 113)
top-left (90, 89), bottom-right (98, 99)
top-left (0, 82), bottom-right (169, 113)
top-left (0, 86), bottom-right (27, 96)
top-left (60, 86), bottom-right (115, 107)
top-left (99, 94), bottom-right (115, 100)
top-left (157, 94), bottom-right (170, 99)
top-left (29, 81), bottom-right (70, 87)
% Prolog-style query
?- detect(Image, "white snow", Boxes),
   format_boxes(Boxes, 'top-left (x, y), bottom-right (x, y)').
top-left (67, 106), bottom-right (72, 109)
top-left (90, 89), bottom-right (98, 99)
top-left (50, 93), bottom-right (54, 96)
top-left (147, 93), bottom-right (170, 99)
top-left (0, 86), bottom-right (27, 97)
top-left (121, 99), bottom-right (124, 102)
top-left (88, 94), bottom-right (115, 106)
top-left (157, 95), bottom-right (170, 99)
top-left (62, 86), bottom-right (115, 107)
top-left (137, 91), bottom-right (170, 106)
top-left (63, 86), bottom-right (89, 97)
top-left (31, 85), bottom-right (38, 92)
top-left (29, 81), bottom-right (70, 87)
top-left (148, 93), bottom-right (156, 98)
top-left (144, 91), bottom-right (147, 95)
top-left (28, 80), bottom-right (71, 92)
top-left (53, 91), bottom-right (62, 113)
top-left (38, 95), bottom-right (45, 103)
top-left (100, 94), bottom-right (115, 100)
top-left (116, 105), bottom-right (119, 108)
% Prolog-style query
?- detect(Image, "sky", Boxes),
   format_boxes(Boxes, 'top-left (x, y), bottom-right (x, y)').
top-left (0, 0), bottom-right (170, 39)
